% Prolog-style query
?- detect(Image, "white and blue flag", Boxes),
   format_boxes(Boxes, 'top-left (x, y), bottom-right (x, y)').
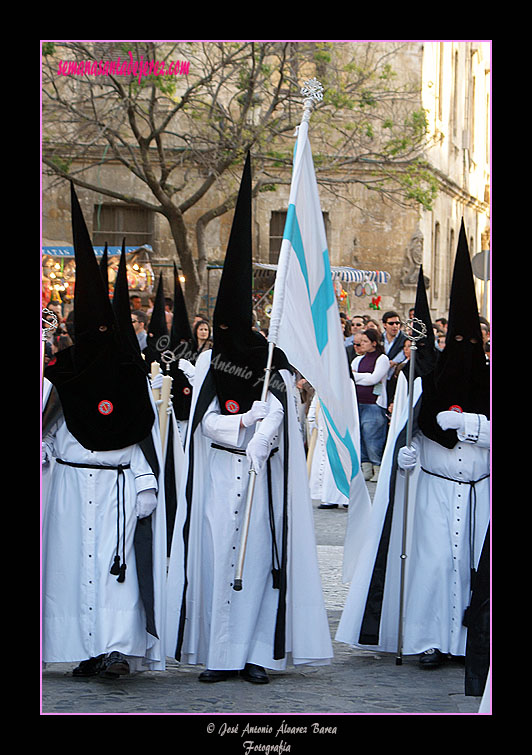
top-left (268, 119), bottom-right (365, 501)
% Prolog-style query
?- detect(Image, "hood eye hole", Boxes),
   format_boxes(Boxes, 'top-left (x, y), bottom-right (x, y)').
top-left (454, 334), bottom-right (463, 341)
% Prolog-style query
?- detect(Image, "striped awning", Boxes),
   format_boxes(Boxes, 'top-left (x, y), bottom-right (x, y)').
top-left (42, 245), bottom-right (153, 257)
top-left (253, 262), bottom-right (390, 284)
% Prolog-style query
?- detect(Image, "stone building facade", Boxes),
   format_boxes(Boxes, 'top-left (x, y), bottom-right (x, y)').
top-left (42, 41), bottom-right (491, 325)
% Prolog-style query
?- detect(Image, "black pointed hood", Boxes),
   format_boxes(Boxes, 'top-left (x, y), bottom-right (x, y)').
top-left (44, 184), bottom-right (154, 451)
top-left (170, 263), bottom-right (193, 345)
top-left (70, 182), bottom-right (115, 358)
top-left (99, 242), bottom-right (109, 292)
top-left (143, 272), bottom-right (169, 367)
top-left (167, 264), bottom-right (194, 419)
top-left (418, 220), bottom-right (490, 448)
top-left (112, 238), bottom-right (147, 370)
top-left (412, 265), bottom-right (437, 379)
top-left (210, 152), bottom-right (290, 415)
top-left (210, 153), bottom-right (268, 415)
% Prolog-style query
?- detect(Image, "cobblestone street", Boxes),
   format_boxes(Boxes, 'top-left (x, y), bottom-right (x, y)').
top-left (41, 482), bottom-right (485, 726)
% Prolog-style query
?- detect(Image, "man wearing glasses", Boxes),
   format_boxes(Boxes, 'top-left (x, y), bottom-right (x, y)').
top-left (381, 311), bottom-right (407, 367)
top-left (131, 309), bottom-right (149, 350)
top-left (381, 312), bottom-right (408, 404)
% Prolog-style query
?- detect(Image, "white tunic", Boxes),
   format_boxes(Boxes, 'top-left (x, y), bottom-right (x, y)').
top-left (337, 377), bottom-right (490, 658)
top-left (165, 351), bottom-right (333, 671)
top-left (42, 389), bottom-right (167, 670)
top-left (307, 394), bottom-right (348, 507)
top-left (402, 417), bottom-right (490, 656)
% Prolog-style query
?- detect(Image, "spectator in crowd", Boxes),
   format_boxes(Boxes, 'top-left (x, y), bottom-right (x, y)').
top-left (381, 310), bottom-right (407, 403)
top-left (131, 309), bottom-right (149, 350)
top-left (130, 294), bottom-right (142, 311)
top-left (351, 328), bottom-right (390, 482)
top-left (351, 315), bottom-right (365, 333)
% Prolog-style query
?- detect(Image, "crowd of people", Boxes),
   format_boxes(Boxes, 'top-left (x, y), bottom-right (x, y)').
top-left (41, 176), bottom-right (490, 710)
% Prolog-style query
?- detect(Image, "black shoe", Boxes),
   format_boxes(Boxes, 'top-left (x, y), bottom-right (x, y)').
top-left (318, 504), bottom-right (338, 509)
top-left (198, 669), bottom-right (238, 683)
top-left (72, 654), bottom-right (105, 677)
top-left (419, 648), bottom-right (444, 668)
top-left (99, 651), bottom-right (130, 678)
top-left (240, 663), bottom-right (269, 684)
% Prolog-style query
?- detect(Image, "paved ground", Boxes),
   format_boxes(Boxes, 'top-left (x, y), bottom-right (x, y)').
top-left (41, 482), bottom-right (487, 725)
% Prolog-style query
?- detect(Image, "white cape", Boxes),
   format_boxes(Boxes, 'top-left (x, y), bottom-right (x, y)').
top-left (165, 351), bottom-right (333, 670)
top-left (336, 374), bottom-right (422, 652)
top-left (42, 378), bottom-right (167, 671)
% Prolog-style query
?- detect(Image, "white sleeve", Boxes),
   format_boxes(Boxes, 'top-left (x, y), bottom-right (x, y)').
top-left (253, 392), bottom-right (284, 442)
top-left (201, 398), bottom-right (246, 447)
top-left (352, 354), bottom-right (390, 385)
top-left (130, 444), bottom-right (159, 494)
top-left (457, 413), bottom-right (490, 448)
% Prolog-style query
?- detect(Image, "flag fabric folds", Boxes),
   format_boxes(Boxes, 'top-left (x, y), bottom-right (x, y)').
top-left (268, 119), bottom-right (360, 498)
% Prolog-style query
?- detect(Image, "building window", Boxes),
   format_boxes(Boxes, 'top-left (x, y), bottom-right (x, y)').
top-left (269, 211), bottom-right (287, 263)
top-left (432, 221), bottom-right (441, 304)
top-left (269, 209), bottom-right (330, 264)
top-left (92, 204), bottom-right (154, 248)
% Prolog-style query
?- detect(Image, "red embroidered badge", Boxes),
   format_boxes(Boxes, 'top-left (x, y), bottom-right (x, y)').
top-left (225, 399), bottom-right (240, 414)
top-left (98, 400), bottom-right (114, 415)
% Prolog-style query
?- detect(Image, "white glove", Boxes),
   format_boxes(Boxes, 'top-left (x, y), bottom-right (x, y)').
top-left (437, 410), bottom-right (465, 432)
top-left (397, 445), bottom-right (417, 471)
top-left (42, 442), bottom-right (50, 465)
top-left (178, 358), bottom-right (196, 385)
top-left (150, 372), bottom-right (163, 390)
top-left (246, 433), bottom-right (271, 473)
top-left (136, 488), bottom-right (157, 518)
top-left (241, 400), bottom-right (269, 427)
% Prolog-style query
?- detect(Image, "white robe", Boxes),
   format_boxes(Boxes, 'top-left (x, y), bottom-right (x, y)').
top-left (165, 350), bottom-right (333, 671)
top-left (307, 394), bottom-right (348, 507)
top-left (42, 380), bottom-right (167, 671)
top-left (337, 376), bottom-right (490, 658)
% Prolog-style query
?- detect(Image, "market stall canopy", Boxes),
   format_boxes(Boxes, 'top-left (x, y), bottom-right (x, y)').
top-left (252, 262), bottom-right (390, 283)
top-left (42, 244), bottom-right (153, 256)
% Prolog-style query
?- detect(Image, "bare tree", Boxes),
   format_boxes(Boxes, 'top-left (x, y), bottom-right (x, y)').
top-left (42, 40), bottom-right (435, 311)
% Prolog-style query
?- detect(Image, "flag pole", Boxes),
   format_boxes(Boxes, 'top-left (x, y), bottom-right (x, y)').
top-left (395, 316), bottom-right (426, 665)
top-left (233, 79), bottom-right (324, 592)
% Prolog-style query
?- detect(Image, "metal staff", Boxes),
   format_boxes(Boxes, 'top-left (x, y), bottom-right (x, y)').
top-left (396, 316), bottom-right (426, 665)
top-left (233, 78), bottom-right (324, 592)
top-left (42, 308), bottom-right (58, 377)
top-left (150, 360), bottom-right (173, 457)
top-left (233, 339), bottom-right (276, 591)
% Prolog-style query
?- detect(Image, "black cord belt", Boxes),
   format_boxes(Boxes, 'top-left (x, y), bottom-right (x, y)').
top-left (210, 443), bottom-right (246, 455)
top-left (210, 443), bottom-right (281, 588)
top-left (56, 458), bottom-right (131, 583)
top-left (421, 466), bottom-right (490, 614)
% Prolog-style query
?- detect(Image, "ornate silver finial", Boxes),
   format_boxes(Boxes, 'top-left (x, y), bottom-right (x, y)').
top-left (161, 349), bottom-right (177, 367)
top-left (300, 79), bottom-right (323, 126)
top-left (42, 308), bottom-right (58, 341)
top-left (301, 78), bottom-right (324, 103)
top-left (404, 317), bottom-right (427, 344)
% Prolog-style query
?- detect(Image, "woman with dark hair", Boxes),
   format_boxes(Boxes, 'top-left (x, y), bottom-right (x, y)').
top-left (350, 328), bottom-right (390, 482)
top-left (192, 319), bottom-right (212, 359)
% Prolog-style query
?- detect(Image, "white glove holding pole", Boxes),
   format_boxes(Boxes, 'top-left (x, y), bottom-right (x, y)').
top-left (246, 433), bottom-right (271, 473)
top-left (178, 358), bottom-right (196, 383)
top-left (150, 372), bottom-right (163, 391)
top-left (241, 400), bottom-right (269, 427)
top-left (136, 488), bottom-right (157, 518)
top-left (398, 444), bottom-right (417, 471)
top-left (437, 410), bottom-right (465, 433)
